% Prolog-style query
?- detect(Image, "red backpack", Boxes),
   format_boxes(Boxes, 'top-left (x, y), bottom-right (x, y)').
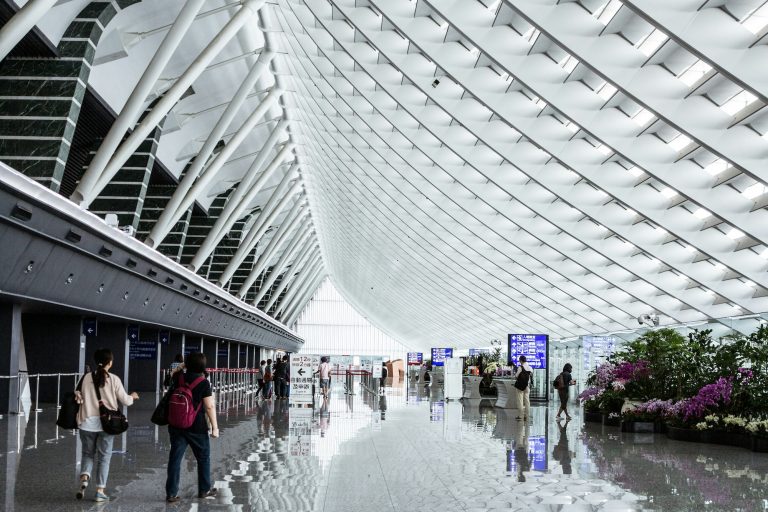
top-left (167, 374), bottom-right (205, 429)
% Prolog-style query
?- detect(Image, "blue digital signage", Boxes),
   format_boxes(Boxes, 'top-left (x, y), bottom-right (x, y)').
top-left (431, 348), bottom-right (453, 366)
top-left (507, 334), bottom-right (548, 369)
top-left (407, 352), bottom-right (423, 366)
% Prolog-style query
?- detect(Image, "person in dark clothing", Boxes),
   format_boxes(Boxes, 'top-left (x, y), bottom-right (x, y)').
top-left (274, 357), bottom-right (287, 399)
top-left (165, 353), bottom-right (219, 503)
top-left (256, 360), bottom-right (266, 396)
top-left (282, 355), bottom-right (291, 398)
top-left (379, 362), bottom-right (388, 394)
top-left (555, 363), bottom-right (576, 420)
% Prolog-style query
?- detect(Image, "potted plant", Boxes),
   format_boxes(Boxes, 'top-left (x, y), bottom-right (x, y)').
top-left (746, 419), bottom-right (768, 452)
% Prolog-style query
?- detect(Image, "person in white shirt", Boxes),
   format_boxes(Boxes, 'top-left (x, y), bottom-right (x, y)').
top-left (314, 356), bottom-right (331, 398)
top-left (514, 356), bottom-right (533, 421)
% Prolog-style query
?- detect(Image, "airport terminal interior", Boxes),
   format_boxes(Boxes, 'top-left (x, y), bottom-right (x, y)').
top-left (1, 0), bottom-right (768, 510)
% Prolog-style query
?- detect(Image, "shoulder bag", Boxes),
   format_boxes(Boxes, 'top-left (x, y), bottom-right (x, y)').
top-left (93, 374), bottom-right (129, 435)
top-left (55, 372), bottom-right (86, 429)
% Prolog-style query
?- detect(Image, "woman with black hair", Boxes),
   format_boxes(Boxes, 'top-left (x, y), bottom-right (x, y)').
top-left (75, 348), bottom-right (139, 502)
top-left (555, 363), bottom-right (576, 420)
top-left (165, 352), bottom-right (219, 503)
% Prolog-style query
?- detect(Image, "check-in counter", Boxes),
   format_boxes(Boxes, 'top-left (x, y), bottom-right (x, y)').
top-left (493, 378), bottom-right (519, 409)
top-left (462, 375), bottom-right (483, 400)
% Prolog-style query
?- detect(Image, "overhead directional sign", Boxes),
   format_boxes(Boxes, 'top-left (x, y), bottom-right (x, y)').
top-left (407, 352), bottom-right (423, 366)
top-left (159, 330), bottom-right (170, 344)
top-left (431, 348), bottom-right (453, 367)
top-left (82, 318), bottom-right (97, 337)
top-left (127, 324), bottom-right (139, 342)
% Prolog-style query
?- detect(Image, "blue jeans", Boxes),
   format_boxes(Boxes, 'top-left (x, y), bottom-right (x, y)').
top-left (79, 430), bottom-right (114, 488)
top-left (275, 378), bottom-right (286, 397)
top-left (165, 428), bottom-right (211, 498)
top-left (262, 381), bottom-right (272, 398)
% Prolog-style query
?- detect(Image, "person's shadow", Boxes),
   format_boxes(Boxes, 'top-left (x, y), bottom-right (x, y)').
top-left (552, 418), bottom-right (572, 474)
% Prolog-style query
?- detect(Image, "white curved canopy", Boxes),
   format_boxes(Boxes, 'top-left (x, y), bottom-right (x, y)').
top-left (15, 0), bottom-right (768, 348)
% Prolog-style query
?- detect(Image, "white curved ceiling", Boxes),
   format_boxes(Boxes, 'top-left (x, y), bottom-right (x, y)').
top-left (18, 0), bottom-right (768, 347)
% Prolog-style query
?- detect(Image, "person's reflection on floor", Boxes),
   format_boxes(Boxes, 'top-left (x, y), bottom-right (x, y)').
top-left (319, 396), bottom-right (330, 437)
top-left (273, 399), bottom-right (289, 439)
top-left (379, 394), bottom-right (387, 421)
top-left (514, 421), bottom-right (531, 482)
top-left (552, 418), bottom-right (572, 474)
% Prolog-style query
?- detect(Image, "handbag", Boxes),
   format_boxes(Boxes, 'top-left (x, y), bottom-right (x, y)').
top-left (56, 372), bottom-right (86, 429)
top-left (93, 374), bottom-right (129, 435)
top-left (151, 391), bottom-right (171, 426)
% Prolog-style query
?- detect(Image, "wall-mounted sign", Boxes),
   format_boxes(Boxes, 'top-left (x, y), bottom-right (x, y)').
top-left (127, 324), bottom-right (139, 342)
top-left (184, 342), bottom-right (200, 356)
top-left (582, 335), bottom-right (616, 371)
top-left (407, 352), bottom-right (423, 365)
top-left (129, 339), bottom-right (157, 360)
top-left (290, 354), bottom-right (321, 406)
top-left (159, 330), bottom-right (170, 345)
top-left (507, 334), bottom-right (548, 369)
top-left (431, 348), bottom-right (453, 366)
top-left (82, 318), bottom-right (97, 337)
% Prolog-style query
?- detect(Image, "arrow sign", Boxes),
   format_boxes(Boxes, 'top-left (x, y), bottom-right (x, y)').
top-left (82, 318), bottom-right (97, 337)
top-left (159, 330), bottom-right (170, 344)
top-left (127, 324), bottom-right (139, 341)
top-left (297, 368), bottom-right (306, 376)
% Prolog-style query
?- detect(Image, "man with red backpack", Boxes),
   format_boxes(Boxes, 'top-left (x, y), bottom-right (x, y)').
top-left (165, 353), bottom-right (219, 503)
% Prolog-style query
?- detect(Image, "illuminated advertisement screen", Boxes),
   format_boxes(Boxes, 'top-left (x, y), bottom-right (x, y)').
top-left (507, 334), bottom-right (548, 369)
top-left (431, 348), bottom-right (453, 367)
top-left (407, 352), bottom-right (423, 366)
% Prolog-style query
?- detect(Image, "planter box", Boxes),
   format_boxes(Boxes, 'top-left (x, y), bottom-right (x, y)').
top-left (621, 421), bottom-right (655, 433)
top-left (699, 429), bottom-right (728, 445)
top-left (584, 411), bottom-right (602, 423)
top-left (602, 414), bottom-right (621, 427)
top-left (751, 436), bottom-right (768, 453)
top-left (731, 432), bottom-right (751, 450)
top-left (666, 426), bottom-right (701, 443)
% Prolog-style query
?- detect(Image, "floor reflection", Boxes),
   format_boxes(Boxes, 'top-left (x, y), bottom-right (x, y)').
top-left (1, 380), bottom-right (768, 511)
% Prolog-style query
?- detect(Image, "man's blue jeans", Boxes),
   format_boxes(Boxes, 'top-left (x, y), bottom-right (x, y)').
top-left (165, 428), bottom-right (211, 498)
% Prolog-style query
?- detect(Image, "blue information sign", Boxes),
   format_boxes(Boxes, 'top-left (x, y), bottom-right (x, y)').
top-left (184, 342), bottom-right (200, 356)
top-left (127, 324), bottom-right (139, 342)
top-left (129, 339), bottom-right (157, 360)
top-left (159, 330), bottom-right (170, 345)
top-left (407, 352), bottom-right (423, 366)
top-left (507, 334), bottom-right (548, 369)
top-left (431, 348), bottom-right (453, 367)
top-left (82, 318), bottom-right (97, 337)
top-left (582, 335), bottom-right (616, 371)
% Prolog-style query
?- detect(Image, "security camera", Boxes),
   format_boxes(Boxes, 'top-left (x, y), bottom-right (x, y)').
top-left (637, 313), bottom-right (660, 327)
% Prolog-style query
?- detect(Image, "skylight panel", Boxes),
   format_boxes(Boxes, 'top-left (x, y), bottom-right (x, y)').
top-left (678, 60), bottom-right (712, 87)
top-left (559, 54), bottom-right (579, 74)
top-left (596, 82), bottom-right (617, 101)
top-left (632, 108), bottom-right (656, 127)
top-left (743, 183), bottom-right (767, 199)
top-left (660, 187), bottom-right (678, 199)
top-left (728, 228), bottom-right (746, 239)
top-left (595, 0), bottom-right (622, 25)
top-left (668, 134), bottom-right (692, 151)
top-left (636, 28), bottom-right (668, 56)
top-left (720, 90), bottom-right (758, 116)
top-left (742, 2), bottom-right (768, 34)
top-left (704, 159), bottom-right (730, 175)
top-left (693, 207), bottom-right (712, 219)
top-left (523, 26), bottom-right (541, 43)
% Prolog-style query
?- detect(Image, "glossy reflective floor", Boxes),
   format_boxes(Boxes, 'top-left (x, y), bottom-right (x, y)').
top-left (1, 381), bottom-right (768, 511)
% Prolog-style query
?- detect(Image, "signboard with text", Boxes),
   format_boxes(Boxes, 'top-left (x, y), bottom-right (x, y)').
top-left (129, 339), bottom-right (157, 360)
top-left (582, 336), bottom-right (616, 372)
top-left (507, 334), bottom-right (548, 369)
top-left (431, 348), bottom-right (453, 367)
top-left (407, 352), bottom-right (423, 366)
top-left (290, 354), bottom-right (321, 406)
top-left (469, 348), bottom-right (489, 356)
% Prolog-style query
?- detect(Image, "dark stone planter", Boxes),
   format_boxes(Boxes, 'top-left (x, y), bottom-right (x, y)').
top-left (584, 411), bottom-right (602, 423)
top-left (602, 414), bottom-right (621, 427)
top-left (751, 436), bottom-right (768, 453)
top-left (731, 432), bottom-right (752, 450)
top-left (621, 421), bottom-right (655, 433)
top-left (699, 429), bottom-right (728, 445)
top-left (666, 426), bottom-right (701, 443)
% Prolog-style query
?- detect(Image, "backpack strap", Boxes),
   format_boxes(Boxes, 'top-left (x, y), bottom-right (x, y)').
top-left (186, 376), bottom-right (205, 391)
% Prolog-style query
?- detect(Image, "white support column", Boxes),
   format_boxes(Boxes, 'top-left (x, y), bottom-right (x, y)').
top-left (71, 0), bottom-right (207, 206)
top-left (266, 249), bottom-right (319, 314)
top-left (275, 259), bottom-right (322, 318)
top-left (145, 57), bottom-right (281, 247)
top-left (216, 176), bottom-right (302, 286)
top-left (188, 144), bottom-right (295, 271)
top-left (252, 228), bottom-right (313, 307)
top-left (0, 0), bottom-right (58, 62)
top-left (238, 214), bottom-right (310, 298)
top-left (284, 271), bottom-right (326, 327)
top-left (72, 0), bottom-right (265, 207)
top-left (219, 194), bottom-right (305, 286)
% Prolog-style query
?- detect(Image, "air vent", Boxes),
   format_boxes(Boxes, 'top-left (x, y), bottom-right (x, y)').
top-left (65, 230), bottom-right (81, 243)
top-left (126, 258), bottom-right (137, 268)
top-left (11, 203), bottom-right (32, 221)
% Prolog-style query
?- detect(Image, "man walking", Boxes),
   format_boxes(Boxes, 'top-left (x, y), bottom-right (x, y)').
top-left (514, 356), bottom-right (533, 421)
